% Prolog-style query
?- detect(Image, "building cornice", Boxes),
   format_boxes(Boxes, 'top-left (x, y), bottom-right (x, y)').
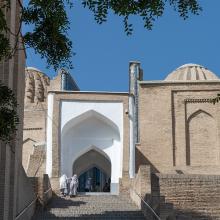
top-left (139, 80), bottom-right (220, 86)
top-left (48, 90), bottom-right (129, 95)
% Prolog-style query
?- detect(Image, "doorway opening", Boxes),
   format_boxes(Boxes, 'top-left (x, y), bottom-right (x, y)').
top-left (72, 149), bottom-right (111, 193)
top-left (78, 166), bottom-right (110, 192)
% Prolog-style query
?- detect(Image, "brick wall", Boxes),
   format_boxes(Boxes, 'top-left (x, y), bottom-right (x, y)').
top-left (138, 82), bottom-right (220, 174)
top-left (29, 174), bottom-right (52, 207)
top-left (130, 165), bottom-right (154, 219)
top-left (157, 174), bottom-right (220, 219)
top-left (23, 107), bottom-right (47, 170)
top-left (0, 0), bottom-right (30, 219)
top-left (48, 72), bottom-right (62, 91)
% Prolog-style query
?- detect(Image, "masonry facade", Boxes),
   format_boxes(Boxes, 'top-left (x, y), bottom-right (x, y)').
top-left (138, 76), bottom-right (220, 174)
top-left (23, 63), bottom-right (220, 218)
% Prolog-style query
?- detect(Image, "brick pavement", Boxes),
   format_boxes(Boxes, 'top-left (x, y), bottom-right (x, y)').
top-left (32, 194), bottom-right (146, 220)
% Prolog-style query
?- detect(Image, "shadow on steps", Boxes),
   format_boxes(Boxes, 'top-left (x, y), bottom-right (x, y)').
top-left (32, 194), bottom-right (146, 220)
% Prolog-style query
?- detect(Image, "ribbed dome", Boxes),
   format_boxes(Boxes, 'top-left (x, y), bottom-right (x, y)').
top-left (165, 64), bottom-right (219, 81)
top-left (25, 67), bottom-right (50, 105)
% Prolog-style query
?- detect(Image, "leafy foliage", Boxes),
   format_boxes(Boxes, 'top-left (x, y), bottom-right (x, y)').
top-left (0, 0), bottom-right (201, 69)
top-left (22, 0), bottom-right (73, 70)
top-left (0, 0), bottom-right (11, 60)
top-left (82, 0), bottom-right (202, 35)
top-left (0, 0), bottom-right (73, 70)
top-left (0, 83), bottom-right (19, 143)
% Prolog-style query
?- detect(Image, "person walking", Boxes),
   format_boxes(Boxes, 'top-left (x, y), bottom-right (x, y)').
top-left (59, 174), bottom-right (68, 197)
top-left (85, 177), bottom-right (92, 192)
top-left (69, 174), bottom-right (79, 197)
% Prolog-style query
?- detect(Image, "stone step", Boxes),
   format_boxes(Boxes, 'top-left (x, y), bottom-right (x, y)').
top-left (32, 195), bottom-right (146, 220)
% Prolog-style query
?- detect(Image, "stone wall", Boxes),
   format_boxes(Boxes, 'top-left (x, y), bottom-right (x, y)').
top-left (23, 107), bottom-right (47, 171)
top-left (48, 70), bottom-right (79, 91)
top-left (130, 165), bottom-right (155, 219)
top-left (23, 68), bottom-right (48, 171)
top-left (0, 0), bottom-right (36, 219)
top-left (138, 82), bottom-right (220, 174)
top-left (48, 71), bottom-right (62, 91)
top-left (16, 166), bottom-right (36, 220)
top-left (129, 166), bottom-right (220, 219)
top-left (157, 174), bottom-right (220, 219)
top-left (29, 174), bottom-right (52, 207)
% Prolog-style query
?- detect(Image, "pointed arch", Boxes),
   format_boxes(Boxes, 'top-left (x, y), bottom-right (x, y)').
top-left (23, 138), bottom-right (36, 144)
top-left (72, 146), bottom-right (111, 177)
top-left (62, 109), bottom-right (120, 138)
top-left (187, 109), bottom-right (213, 123)
top-left (186, 109), bottom-right (218, 166)
top-left (72, 145), bottom-right (111, 165)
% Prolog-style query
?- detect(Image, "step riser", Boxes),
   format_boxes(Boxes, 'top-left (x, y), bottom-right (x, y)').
top-left (33, 195), bottom-right (146, 219)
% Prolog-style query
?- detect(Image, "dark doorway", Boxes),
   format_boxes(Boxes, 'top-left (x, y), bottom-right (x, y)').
top-left (78, 167), bottom-right (110, 192)
top-left (72, 149), bottom-right (111, 192)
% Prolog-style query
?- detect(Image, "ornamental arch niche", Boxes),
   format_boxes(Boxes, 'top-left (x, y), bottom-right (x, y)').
top-left (61, 109), bottom-right (121, 194)
top-left (186, 109), bottom-right (219, 166)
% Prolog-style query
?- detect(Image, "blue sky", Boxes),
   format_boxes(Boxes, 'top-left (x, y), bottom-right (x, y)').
top-left (24, 1), bottom-right (220, 92)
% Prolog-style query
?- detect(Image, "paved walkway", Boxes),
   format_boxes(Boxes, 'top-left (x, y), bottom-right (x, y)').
top-left (32, 194), bottom-right (146, 220)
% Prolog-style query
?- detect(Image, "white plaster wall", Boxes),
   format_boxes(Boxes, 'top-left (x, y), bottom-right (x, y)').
top-left (61, 101), bottom-right (123, 130)
top-left (60, 101), bottom-right (123, 193)
top-left (46, 93), bottom-right (54, 176)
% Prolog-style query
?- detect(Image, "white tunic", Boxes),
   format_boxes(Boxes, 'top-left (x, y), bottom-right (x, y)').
top-left (69, 175), bottom-right (78, 195)
top-left (60, 174), bottom-right (68, 189)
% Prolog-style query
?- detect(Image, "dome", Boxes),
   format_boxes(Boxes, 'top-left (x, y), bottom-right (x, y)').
top-left (165, 64), bottom-right (219, 81)
top-left (26, 67), bottom-right (42, 72)
top-left (25, 67), bottom-right (50, 105)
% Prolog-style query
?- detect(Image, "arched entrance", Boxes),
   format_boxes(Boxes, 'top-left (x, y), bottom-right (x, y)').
top-left (72, 149), bottom-right (111, 192)
top-left (60, 109), bottom-right (122, 194)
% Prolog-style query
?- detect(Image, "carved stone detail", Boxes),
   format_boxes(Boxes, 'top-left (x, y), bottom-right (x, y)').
top-left (24, 68), bottom-right (50, 105)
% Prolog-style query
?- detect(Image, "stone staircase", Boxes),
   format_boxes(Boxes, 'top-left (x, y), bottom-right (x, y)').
top-left (32, 194), bottom-right (146, 219)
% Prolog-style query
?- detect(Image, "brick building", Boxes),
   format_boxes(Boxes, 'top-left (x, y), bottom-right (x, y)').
top-left (23, 62), bottom-right (220, 219)
top-left (0, 1), bottom-right (35, 220)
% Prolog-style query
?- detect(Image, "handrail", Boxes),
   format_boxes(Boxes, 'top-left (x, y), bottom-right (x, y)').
top-left (37, 187), bottom-right (52, 205)
top-left (131, 189), bottom-right (161, 220)
top-left (15, 197), bottom-right (37, 220)
top-left (15, 187), bottom-right (52, 219)
top-left (43, 187), bottom-right (52, 195)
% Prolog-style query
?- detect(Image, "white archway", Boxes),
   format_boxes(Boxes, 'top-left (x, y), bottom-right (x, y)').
top-left (62, 110), bottom-right (120, 137)
top-left (61, 110), bottom-right (122, 194)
